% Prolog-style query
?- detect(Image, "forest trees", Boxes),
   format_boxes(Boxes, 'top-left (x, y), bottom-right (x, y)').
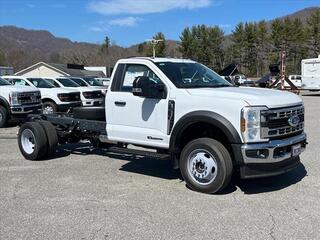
top-left (179, 9), bottom-right (320, 76)
top-left (179, 25), bottom-right (224, 70)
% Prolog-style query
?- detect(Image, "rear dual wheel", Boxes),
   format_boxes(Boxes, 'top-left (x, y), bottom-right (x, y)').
top-left (18, 121), bottom-right (58, 160)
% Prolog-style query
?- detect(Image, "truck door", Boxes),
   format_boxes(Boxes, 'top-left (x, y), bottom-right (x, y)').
top-left (106, 63), bottom-right (170, 148)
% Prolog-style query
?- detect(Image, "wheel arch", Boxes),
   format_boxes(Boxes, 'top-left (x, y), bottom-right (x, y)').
top-left (42, 98), bottom-right (56, 104)
top-left (169, 111), bottom-right (242, 168)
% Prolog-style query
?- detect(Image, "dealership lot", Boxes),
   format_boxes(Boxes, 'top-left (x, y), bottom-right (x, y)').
top-left (0, 93), bottom-right (319, 240)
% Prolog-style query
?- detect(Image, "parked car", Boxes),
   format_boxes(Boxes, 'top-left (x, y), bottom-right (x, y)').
top-left (234, 74), bottom-right (252, 85)
top-left (67, 77), bottom-right (108, 95)
top-left (3, 76), bottom-right (81, 114)
top-left (285, 75), bottom-right (302, 88)
top-left (17, 57), bottom-right (306, 194)
top-left (0, 77), bottom-right (41, 127)
top-left (44, 77), bottom-right (104, 107)
top-left (94, 77), bottom-right (111, 87)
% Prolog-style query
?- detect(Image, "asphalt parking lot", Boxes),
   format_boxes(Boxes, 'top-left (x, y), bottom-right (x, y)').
top-left (0, 93), bottom-right (319, 240)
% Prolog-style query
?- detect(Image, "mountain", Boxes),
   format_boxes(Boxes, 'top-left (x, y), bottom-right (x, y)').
top-left (0, 7), bottom-right (319, 72)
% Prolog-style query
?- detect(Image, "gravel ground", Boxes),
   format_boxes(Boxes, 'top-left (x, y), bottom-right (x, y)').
top-left (0, 93), bottom-right (319, 240)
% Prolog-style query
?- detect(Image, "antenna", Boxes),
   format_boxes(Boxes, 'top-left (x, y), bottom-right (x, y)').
top-left (146, 38), bottom-right (164, 58)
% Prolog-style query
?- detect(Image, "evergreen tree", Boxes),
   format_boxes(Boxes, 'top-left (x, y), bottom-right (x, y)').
top-left (307, 10), bottom-right (320, 57)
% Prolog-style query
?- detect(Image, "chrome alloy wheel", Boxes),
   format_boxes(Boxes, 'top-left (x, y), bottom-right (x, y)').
top-left (43, 105), bottom-right (54, 114)
top-left (21, 129), bottom-right (36, 154)
top-left (187, 149), bottom-right (218, 185)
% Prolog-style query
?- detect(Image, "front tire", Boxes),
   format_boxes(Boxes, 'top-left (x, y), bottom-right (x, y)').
top-left (18, 122), bottom-right (48, 160)
top-left (179, 138), bottom-right (233, 194)
top-left (42, 102), bottom-right (57, 114)
top-left (0, 106), bottom-right (8, 128)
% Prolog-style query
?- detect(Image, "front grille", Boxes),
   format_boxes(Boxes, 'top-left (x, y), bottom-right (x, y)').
top-left (83, 91), bottom-right (102, 99)
top-left (18, 92), bottom-right (41, 105)
top-left (68, 92), bottom-right (81, 102)
top-left (261, 105), bottom-right (304, 139)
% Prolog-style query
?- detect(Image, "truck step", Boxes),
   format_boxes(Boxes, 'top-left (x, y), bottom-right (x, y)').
top-left (107, 146), bottom-right (170, 160)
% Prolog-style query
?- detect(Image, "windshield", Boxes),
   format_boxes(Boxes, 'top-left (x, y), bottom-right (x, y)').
top-left (155, 62), bottom-right (232, 88)
top-left (69, 78), bottom-right (88, 87)
top-left (57, 78), bottom-right (80, 87)
top-left (0, 77), bottom-right (11, 86)
top-left (83, 77), bottom-right (103, 86)
top-left (28, 78), bottom-right (55, 88)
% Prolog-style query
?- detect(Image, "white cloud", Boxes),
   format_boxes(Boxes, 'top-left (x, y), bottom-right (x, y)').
top-left (89, 26), bottom-right (109, 32)
top-left (109, 17), bottom-right (141, 26)
top-left (88, 0), bottom-right (212, 15)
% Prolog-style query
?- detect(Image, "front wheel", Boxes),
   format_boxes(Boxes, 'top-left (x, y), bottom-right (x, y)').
top-left (0, 106), bottom-right (8, 128)
top-left (179, 138), bottom-right (233, 194)
top-left (42, 102), bottom-right (57, 114)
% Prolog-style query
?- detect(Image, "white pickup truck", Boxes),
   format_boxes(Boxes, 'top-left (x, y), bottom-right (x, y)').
top-left (16, 57), bottom-right (307, 194)
top-left (44, 77), bottom-right (104, 107)
top-left (3, 76), bottom-right (82, 114)
top-left (0, 77), bottom-right (41, 127)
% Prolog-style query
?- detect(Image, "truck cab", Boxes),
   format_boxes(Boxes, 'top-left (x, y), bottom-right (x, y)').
top-left (3, 76), bottom-right (82, 114)
top-left (0, 77), bottom-right (41, 127)
top-left (17, 57), bottom-right (307, 194)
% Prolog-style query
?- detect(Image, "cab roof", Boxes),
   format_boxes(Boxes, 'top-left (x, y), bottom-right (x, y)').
top-left (123, 57), bottom-right (196, 63)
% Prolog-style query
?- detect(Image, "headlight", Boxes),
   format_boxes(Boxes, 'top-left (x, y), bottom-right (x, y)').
top-left (82, 92), bottom-right (93, 99)
top-left (58, 93), bottom-right (70, 102)
top-left (9, 92), bottom-right (19, 105)
top-left (241, 106), bottom-right (268, 143)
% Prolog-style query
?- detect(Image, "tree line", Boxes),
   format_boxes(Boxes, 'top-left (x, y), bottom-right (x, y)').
top-left (0, 10), bottom-right (319, 77)
top-left (148, 9), bottom-right (320, 77)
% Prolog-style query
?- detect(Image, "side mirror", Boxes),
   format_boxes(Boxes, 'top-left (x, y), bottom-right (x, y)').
top-left (132, 76), bottom-right (166, 99)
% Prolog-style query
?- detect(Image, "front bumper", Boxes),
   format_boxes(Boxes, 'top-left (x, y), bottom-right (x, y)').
top-left (10, 104), bottom-right (42, 119)
top-left (57, 101), bottom-right (82, 112)
top-left (239, 133), bottom-right (307, 179)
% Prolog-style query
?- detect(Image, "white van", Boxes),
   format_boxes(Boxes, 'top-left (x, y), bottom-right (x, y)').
top-left (301, 56), bottom-right (320, 91)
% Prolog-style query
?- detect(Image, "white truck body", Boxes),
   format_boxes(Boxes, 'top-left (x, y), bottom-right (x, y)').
top-left (3, 76), bottom-right (82, 113)
top-left (0, 77), bottom-right (41, 127)
top-left (44, 77), bottom-right (104, 107)
top-left (17, 57), bottom-right (307, 194)
top-left (301, 56), bottom-right (320, 90)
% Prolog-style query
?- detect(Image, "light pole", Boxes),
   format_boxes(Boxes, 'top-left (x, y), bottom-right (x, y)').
top-left (146, 39), bottom-right (164, 58)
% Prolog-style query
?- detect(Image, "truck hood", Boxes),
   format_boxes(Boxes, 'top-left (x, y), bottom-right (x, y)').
top-left (186, 87), bottom-right (302, 108)
top-left (2, 85), bottom-right (38, 93)
top-left (40, 88), bottom-right (79, 94)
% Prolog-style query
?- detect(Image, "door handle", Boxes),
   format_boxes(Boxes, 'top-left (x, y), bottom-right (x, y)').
top-left (114, 101), bottom-right (126, 106)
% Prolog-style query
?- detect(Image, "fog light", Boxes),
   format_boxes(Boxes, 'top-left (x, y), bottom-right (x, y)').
top-left (246, 149), bottom-right (269, 159)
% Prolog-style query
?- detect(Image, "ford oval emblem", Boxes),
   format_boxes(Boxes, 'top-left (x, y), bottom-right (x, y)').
top-left (288, 115), bottom-right (300, 127)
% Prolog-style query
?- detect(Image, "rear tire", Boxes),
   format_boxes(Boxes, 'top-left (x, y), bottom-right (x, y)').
top-left (43, 102), bottom-right (57, 114)
top-left (179, 138), bottom-right (233, 194)
top-left (39, 121), bottom-right (58, 157)
top-left (18, 122), bottom-right (48, 160)
top-left (0, 106), bottom-right (8, 128)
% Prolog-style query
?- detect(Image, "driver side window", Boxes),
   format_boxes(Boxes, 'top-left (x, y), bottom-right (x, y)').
top-left (121, 64), bottom-right (162, 92)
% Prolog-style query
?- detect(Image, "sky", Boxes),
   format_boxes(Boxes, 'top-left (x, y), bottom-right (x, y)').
top-left (0, 0), bottom-right (319, 47)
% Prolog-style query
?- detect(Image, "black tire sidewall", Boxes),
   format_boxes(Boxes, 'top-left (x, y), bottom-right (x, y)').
top-left (39, 121), bottom-right (58, 156)
top-left (180, 138), bottom-right (232, 194)
top-left (18, 122), bottom-right (48, 160)
top-left (0, 106), bottom-right (8, 128)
